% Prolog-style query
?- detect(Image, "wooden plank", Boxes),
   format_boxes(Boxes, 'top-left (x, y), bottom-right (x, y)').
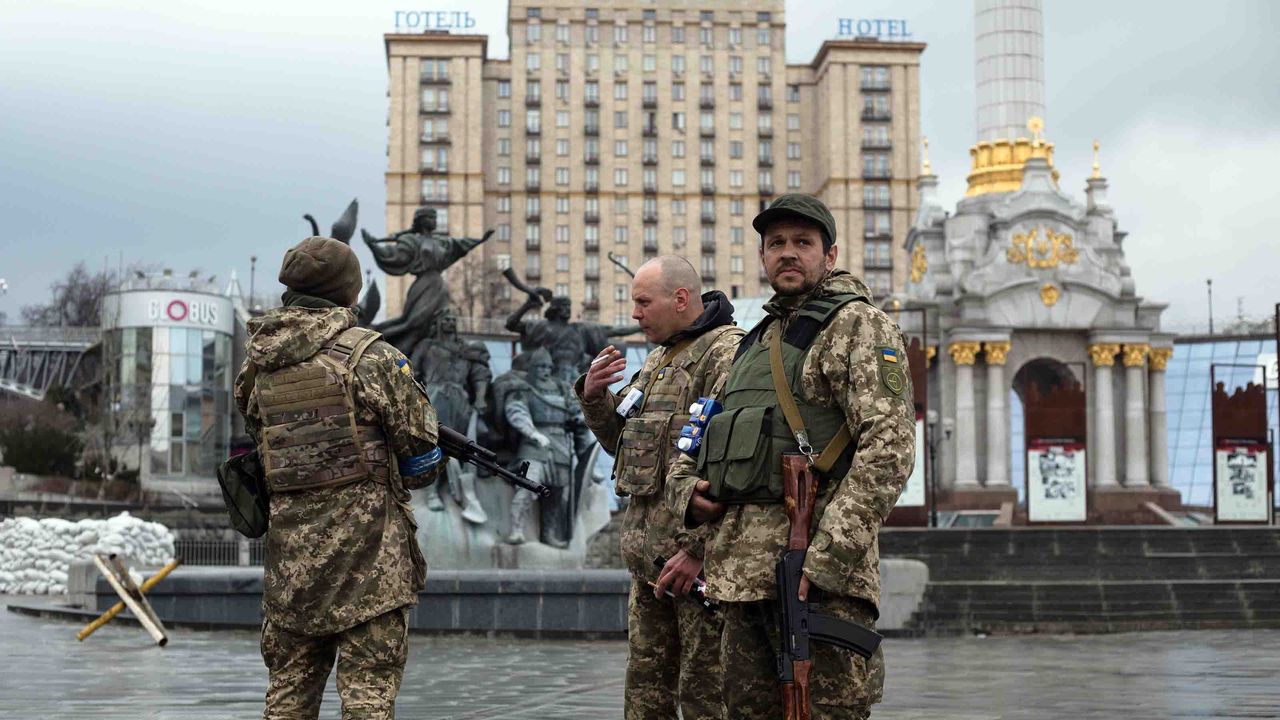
top-left (90, 554), bottom-right (168, 646)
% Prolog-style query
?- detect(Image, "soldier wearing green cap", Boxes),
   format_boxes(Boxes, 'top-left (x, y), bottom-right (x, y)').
top-left (666, 194), bottom-right (916, 719)
top-left (235, 236), bottom-right (443, 719)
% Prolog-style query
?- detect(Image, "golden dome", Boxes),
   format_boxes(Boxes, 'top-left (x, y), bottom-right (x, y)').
top-left (965, 116), bottom-right (1060, 196)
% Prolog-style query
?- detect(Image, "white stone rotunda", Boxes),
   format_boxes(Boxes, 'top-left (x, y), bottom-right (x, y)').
top-left (901, 0), bottom-right (1179, 523)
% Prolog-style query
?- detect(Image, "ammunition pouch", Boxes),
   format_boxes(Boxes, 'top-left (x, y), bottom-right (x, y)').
top-left (216, 450), bottom-right (269, 539)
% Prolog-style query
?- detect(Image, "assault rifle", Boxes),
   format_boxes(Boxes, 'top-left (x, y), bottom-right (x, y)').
top-left (437, 425), bottom-right (551, 498)
top-left (777, 454), bottom-right (882, 720)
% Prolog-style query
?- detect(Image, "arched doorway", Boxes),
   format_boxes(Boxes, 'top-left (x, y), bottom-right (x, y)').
top-left (1012, 359), bottom-right (1088, 523)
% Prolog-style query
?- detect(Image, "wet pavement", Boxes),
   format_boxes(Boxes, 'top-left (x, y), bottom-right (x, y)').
top-left (3, 596), bottom-right (1278, 719)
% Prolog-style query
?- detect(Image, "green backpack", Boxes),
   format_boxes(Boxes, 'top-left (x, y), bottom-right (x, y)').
top-left (216, 450), bottom-right (269, 539)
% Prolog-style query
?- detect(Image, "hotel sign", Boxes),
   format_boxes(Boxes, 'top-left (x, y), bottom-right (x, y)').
top-left (837, 18), bottom-right (913, 40)
top-left (394, 10), bottom-right (477, 30)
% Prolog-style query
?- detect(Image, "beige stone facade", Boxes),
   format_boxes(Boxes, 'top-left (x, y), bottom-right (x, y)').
top-left (384, 1), bottom-right (924, 325)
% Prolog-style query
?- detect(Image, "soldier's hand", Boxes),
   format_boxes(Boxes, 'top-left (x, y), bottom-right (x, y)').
top-left (530, 431), bottom-right (551, 449)
top-left (654, 549), bottom-right (703, 599)
top-left (687, 480), bottom-right (727, 526)
top-left (583, 346), bottom-right (627, 402)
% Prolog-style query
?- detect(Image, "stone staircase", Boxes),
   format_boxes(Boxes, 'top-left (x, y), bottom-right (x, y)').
top-left (880, 527), bottom-right (1280, 634)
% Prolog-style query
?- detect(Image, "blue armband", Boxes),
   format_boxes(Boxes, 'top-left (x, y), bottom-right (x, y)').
top-left (398, 447), bottom-right (444, 477)
top-left (676, 398), bottom-right (723, 455)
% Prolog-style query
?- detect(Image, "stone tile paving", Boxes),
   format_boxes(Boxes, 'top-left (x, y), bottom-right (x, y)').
top-left (3, 596), bottom-right (1278, 719)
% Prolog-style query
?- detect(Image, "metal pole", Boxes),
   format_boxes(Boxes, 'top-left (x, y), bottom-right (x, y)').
top-left (1207, 279), bottom-right (1214, 335)
top-left (249, 256), bottom-right (257, 311)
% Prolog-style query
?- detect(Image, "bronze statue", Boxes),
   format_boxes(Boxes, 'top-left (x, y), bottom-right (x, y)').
top-left (503, 270), bottom-right (638, 381)
top-left (362, 207), bottom-right (492, 355)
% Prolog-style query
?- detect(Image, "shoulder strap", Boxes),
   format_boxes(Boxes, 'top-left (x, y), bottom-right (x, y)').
top-left (768, 324), bottom-right (851, 474)
top-left (782, 293), bottom-right (869, 350)
top-left (324, 327), bottom-right (383, 372)
top-left (733, 317), bottom-right (773, 363)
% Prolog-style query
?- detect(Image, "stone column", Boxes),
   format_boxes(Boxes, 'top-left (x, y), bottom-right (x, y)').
top-left (983, 341), bottom-right (1012, 486)
top-left (950, 342), bottom-right (982, 486)
top-left (1122, 344), bottom-right (1150, 486)
top-left (1088, 344), bottom-right (1121, 487)
top-left (1148, 348), bottom-right (1173, 488)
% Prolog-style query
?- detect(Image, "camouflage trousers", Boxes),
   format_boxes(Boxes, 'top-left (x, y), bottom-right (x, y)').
top-left (261, 606), bottom-right (410, 720)
top-left (719, 594), bottom-right (884, 720)
top-left (625, 578), bottom-right (726, 720)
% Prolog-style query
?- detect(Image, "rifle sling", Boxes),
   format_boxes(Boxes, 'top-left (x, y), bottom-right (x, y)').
top-left (768, 327), bottom-right (851, 473)
top-left (807, 610), bottom-right (882, 660)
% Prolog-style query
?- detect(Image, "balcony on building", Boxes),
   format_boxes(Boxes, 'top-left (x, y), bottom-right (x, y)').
top-left (525, 180), bottom-right (541, 191)
top-left (757, 156), bottom-right (773, 167)
top-left (525, 95), bottom-right (541, 107)
top-left (642, 155), bottom-right (658, 165)
top-left (644, 182), bottom-right (658, 194)
top-left (584, 210), bottom-right (600, 223)
top-left (861, 109), bottom-right (892, 121)
top-left (642, 124), bottom-right (658, 137)
top-left (701, 238), bottom-right (717, 252)
top-left (860, 80), bottom-right (891, 92)
top-left (585, 267), bottom-right (600, 280)
top-left (757, 97), bottom-right (773, 110)
top-left (757, 126), bottom-right (773, 138)
top-left (585, 237), bottom-right (600, 251)
top-left (758, 183), bottom-right (774, 196)
top-left (643, 239), bottom-right (659, 252)
top-left (700, 156), bottom-right (715, 166)
top-left (420, 134), bottom-right (450, 145)
top-left (642, 97), bottom-right (657, 109)
top-left (585, 182), bottom-right (599, 193)
top-left (584, 153), bottom-right (599, 165)
top-left (864, 197), bottom-right (892, 210)
top-left (526, 153), bottom-right (541, 164)
top-left (421, 106), bottom-right (450, 115)
top-left (582, 298), bottom-right (600, 311)
top-left (700, 213), bottom-right (716, 224)
top-left (526, 210), bottom-right (541, 222)
top-left (862, 168), bottom-right (892, 180)
top-left (643, 211), bottom-right (658, 223)
top-left (420, 72), bottom-right (451, 86)
top-left (700, 126), bottom-right (715, 138)
top-left (701, 183), bottom-right (715, 195)
top-left (585, 124), bottom-right (600, 136)
top-left (700, 97), bottom-right (715, 109)
top-left (526, 124), bottom-right (541, 136)
top-left (525, 237), bottom-right (541, 250)
top-left (419, 164), bottom-right (447, 175)
top-left (863, 257), bottom-right (894, 270)
top-left (526, 266), bottom-right (542, 280)
top-left (861, 138), bottom-right (892, 150)
top-left (863, 229), bottom-right (893, 240)
top-left (701, 268), bottom-right (716, 281)
top-left (584, 97), bottom-right (600, 108)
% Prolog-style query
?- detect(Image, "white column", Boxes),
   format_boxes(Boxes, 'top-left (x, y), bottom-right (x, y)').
top-left (1149, 348), bottom-right (1173, 487)
top-left (1089, 344), bottom-right (1120, 487)
top-left (1122, 344), bottom-right (1150, 487)
top-left (984, 341), bottom-right (1011, 486)
top-left (951, 342), bottom-right (981, 486)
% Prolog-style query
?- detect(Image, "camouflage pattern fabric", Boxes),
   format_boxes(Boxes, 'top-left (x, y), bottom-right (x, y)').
top-left (625, 579), bottom-right (725, 720)
top-left (719, 594), bottom-right (882, 719)
top-left (261, 606), bottom-right (410, 719)
top-left (235, 306), bottom-right (438, 636)
top-left (666, 270), bottom-right (916, 607)
top-left (576, 325), bottom-right (740, 718)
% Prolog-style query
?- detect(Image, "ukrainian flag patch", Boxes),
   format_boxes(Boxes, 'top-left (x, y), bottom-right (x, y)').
top-left (396, 357), bottom-right (412, 376)
top-left (880, 348), bottom-right (899, 364)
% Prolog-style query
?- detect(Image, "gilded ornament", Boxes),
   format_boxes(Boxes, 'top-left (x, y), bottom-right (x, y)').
top-left (1040, 283), bottom-right (1060, 307)
top-left (925, 345), bottom-right (937, 368)
top-left (1122, 344), bottom-right (1150, 368)
top-left (1091, 140), bottom-right (1102, 179)
top-left (948, 341), bottom-right (981, 366)
top-left (921, 136), bottom-right (932, 175)
top-left (983, 341), bottom-right (1011, 366)
top-left (1088, 343), bottom-right (1120, 367)
top-left (1149, 347), bottom-right (1173, 371)
top-left (1007, 226), bottom-right (1079, 269)
top-left (910, 244), bottom-right (928, 283)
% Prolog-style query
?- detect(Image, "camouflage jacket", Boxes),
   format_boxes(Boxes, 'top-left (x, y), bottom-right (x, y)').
top-left (575, 323), bottom-right (742, 580)
top-left (234, 306), bottom-right (438, 635)
top-left (666, 272), bottom-right (915, 607)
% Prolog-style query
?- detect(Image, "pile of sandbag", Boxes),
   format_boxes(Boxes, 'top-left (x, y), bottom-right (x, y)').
top-left (0, 512), bottom-right (175, 595)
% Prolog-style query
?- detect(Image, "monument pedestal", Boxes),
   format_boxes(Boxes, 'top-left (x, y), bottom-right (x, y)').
top-left (1089, 486), bottom-right (1183, 525)
top-left (937, 485), bottom-right (1019, 513)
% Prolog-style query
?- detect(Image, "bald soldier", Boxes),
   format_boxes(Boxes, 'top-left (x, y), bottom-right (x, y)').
top-left (235, 237), bottom-right (442, 719)
top-left (577, 256), bottom-right (743, 719)
top-left (666, 194), bottom-right (916, 719)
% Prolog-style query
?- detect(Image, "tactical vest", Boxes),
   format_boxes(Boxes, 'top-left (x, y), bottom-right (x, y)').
top-left (614, 325), bottom-right (743, 497)
top-left (256, 327), bottom-right (391, 493)
top-left (698, 293), bottom-right (868, 504)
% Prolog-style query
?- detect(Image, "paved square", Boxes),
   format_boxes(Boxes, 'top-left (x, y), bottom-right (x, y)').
top-left (3, 598), bottom-right (1277, 719)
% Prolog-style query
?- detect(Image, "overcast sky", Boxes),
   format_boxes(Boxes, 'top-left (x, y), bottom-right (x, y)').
top-left (1, 0), bottom-right (1277, 332)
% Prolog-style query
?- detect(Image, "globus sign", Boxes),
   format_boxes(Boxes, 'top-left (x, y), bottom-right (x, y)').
top-left (149, 297), bottom-right (220, 326)
top-left (102, 290), bottom-right (235, 335)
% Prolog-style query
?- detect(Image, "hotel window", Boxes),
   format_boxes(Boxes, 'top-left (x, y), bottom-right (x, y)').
top-left (614, 283), bottom-right (627, 301)
top-left (420, 87), bottom-right (449, 112)
top-left (787, 114), bottom-right (800, 130)
top-left (615, 140), bottom-right (628, 157)
top-left (587, 54), bottom-right (599, 73)
top-left (526, 53), bottom-right (541, 72)
top-left (555, 79), bottom-right (569, 100)
top-left (526, 167), bottom-right (541, 186)
top-left (672, 25), bottom-right (685, 43)
top-left (700, 55), bottom-right (714, 74)
top-left (586, 24), bottom-right (598, 44)
top-left (556, 196), bottom-right (570, 214)
top-left (527, 22), bottom-right (541, 43)
top-left (556, 254), bottom-right (569, 272)
top-left (497, 224), bottom-right (511, 241)
top-left (728, 113), bottom-right (742, 130)
top-left (757, 56), bottom-right (771, 75)
top-left (672, 226), bottom-right (687, 247)
top-left (672, 198), bottom-right (686, 215)
top-left (672, 82), bottom-right (685, 101)
top-left (526, 109), bottom-right (541, 133)
top-left (614, 24), bottom-right (628, 44)
top-left (757, 27), bottom-right (771, 47)
top-left (420, 178), bottom-right (448, 201)
top-left (700, 25), bottom-right (713, 45)
top-left (497, 196), bottom-right (512, 213)
top-left (731, 255), bottom-right (744, 273)
top-left (614, 197), bottom-right (628, 215)
top-left (556, 22), bottom-right (570, 43)
top-left (614, 168), bottom-right (629, 186)
top-left (584, 255), bottom-right (599, 278)
top-left (556, 167), bottom-right (569, 185)
top-left (498, 80), bottom-right (511, 98)
top-left (731, 227), bottom-right (744, 244)
top-left (585, 81), bottom-right (600, 103)
top-left (787, 84), bottom-right (800, 102)
top-left (585, 225), bottom-right (599, 243)
top-left (672, 55), bottom-right (686, 73)
top-left (730, 198), bottom-right (743, 215)
top-left (615, 82), bottom-right (628, 100)
top-left (615, 226), bottom-right (628, 244)
top-left (729, 83), bottom-right (743, 101)
top-left (672, 168), bottom-right (686, 186)
top-left (497, 167), bottom-right (511, 185)
top-left (555, 282), bottom-right (569, 296)
top-left (419, 147), bottom-right (448, 171)
top-left (643, 24), bottom-right (656, 43)
top-left (498, 138), bottom-right (511, 156)
top-left (728, 56), bottom-right (742, 74)
top-left (787, 171), bottom-right (800, 189)
top-left (498, 110), bottom-right (511, 128)
top-left (729, 27), bottom-right (741, 45)
top-left (787, 142), bottom-right (801, 160)
top-left (729, 170), bottom-right (743, 188)
top-left (421, 116), bottom-right (448, 141)
top-left (421, 58), bottom-right (449, 81)
top-left (526, 253), bottom-right (541, 275)
top-left (863, 183), bottom-right (890, 207)
top-left (672, 140), bottom-right (685, 158)
top-left (672, 112), bottom-right (686, 131)
top-left (729, 141), bottom-right (743, 159)
top-left (643, 54), bottom-right (656, 72)
top-left (556, 139), bottom-right (569, 156)
top-left (614, 54), bottom-right (629, 72)
top-left (864, 212), bottom-right (892, 236)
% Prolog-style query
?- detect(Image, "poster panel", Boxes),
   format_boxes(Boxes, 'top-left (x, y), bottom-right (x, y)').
top-left (895, 415), bottom-right (926, 508)
top-left (1026, 440), bottom-right (1087, 523)
top-left (1215, 443), bottom-right (1270, 523)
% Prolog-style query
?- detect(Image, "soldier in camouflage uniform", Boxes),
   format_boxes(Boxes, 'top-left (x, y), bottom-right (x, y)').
top-left (235, 236), bottom-right (442, 720)
top-left (666, 195), bottom-right (916, 719)
top-left (577, 256), bottom-right (741, 720)
top-left (504, 347), bottom-right (596, 547)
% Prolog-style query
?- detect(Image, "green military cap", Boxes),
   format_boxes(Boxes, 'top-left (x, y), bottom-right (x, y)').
top-left (751, 193), bottom-right (837, 249)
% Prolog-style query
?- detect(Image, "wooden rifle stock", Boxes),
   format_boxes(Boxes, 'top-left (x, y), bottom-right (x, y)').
top-left (780, 453), bottom-right (816, 720)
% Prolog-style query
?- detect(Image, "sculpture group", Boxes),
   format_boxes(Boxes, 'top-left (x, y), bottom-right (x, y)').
top-left (307, 200), bottom-right (632, 566)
